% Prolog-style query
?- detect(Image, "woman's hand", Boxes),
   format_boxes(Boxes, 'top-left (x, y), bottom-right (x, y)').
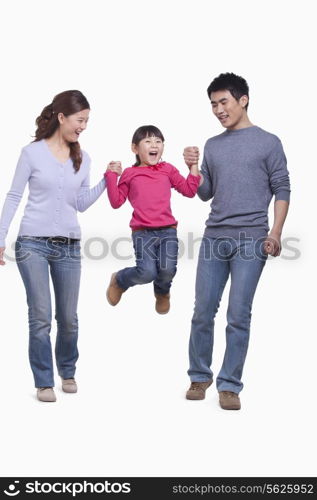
top-left (107, 161), bottom-right (122, 176)
top-left (0, 247), bottom-right (5, 266)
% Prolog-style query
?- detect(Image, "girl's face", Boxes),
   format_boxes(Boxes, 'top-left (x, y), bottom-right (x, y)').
top-left (132, 135), bottom-right (164, 166)
top-left (58, 109), bottom-right (90, 143)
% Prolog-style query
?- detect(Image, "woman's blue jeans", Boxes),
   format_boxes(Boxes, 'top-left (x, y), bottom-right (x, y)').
top-left (188, 237), bottom-right (267, 394)
top-left (116, 227), bottom-right (179, 295)
top-left (15, 237), bottom-right (81, 388)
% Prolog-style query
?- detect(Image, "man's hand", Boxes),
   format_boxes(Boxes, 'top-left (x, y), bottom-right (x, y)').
top-left (106, 161), bottom-right (122, 176)
top-left (183, 147), bottom-right (199, 168)
top-left (0, 247), bottom-right (5, 266)
top-left (263, 232), bottom-right (281, 257)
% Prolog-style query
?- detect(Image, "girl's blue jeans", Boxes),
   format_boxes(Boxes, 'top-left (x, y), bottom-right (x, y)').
top-left (116, 227), bottom-right (179, 295)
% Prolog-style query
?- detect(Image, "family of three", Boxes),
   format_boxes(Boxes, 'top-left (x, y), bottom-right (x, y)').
top-left (0, 73), bottom-right (290, 409)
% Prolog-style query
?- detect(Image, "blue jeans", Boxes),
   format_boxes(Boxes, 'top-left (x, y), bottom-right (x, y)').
top-left (188, 237), bottom-right (267, 394)
top-left (116, 227), bottom-right (179, 295)
top-left (15, 237), bottom-right (81, 388)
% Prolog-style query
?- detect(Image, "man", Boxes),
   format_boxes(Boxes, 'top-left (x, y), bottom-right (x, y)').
top-left (184, 73), bottom-right (290, 410)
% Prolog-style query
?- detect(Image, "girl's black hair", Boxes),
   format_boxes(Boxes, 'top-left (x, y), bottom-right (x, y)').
top-left (132, 125), bottom-right (165, 166)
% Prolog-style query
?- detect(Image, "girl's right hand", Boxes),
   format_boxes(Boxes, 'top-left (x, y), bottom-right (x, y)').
top-left (0, 247), bottom-right (5, 266)
top-left (107, 161), bottom-right (122, 176)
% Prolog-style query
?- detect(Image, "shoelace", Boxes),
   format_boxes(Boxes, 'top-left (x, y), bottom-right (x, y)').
top-left (221, 391), bottom-right (236, 398)
top-left (191, 382), bottom-right (206, 391)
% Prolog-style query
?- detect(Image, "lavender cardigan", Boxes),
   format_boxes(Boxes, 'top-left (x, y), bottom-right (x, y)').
top-left (0, 139), bottom-right (106, 247)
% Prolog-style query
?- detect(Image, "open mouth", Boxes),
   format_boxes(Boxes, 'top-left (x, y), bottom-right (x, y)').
top-left (149, 152), bottom-right (158, 158)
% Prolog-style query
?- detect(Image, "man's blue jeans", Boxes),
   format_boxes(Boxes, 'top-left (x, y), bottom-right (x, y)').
top-left (116, 227), bottom-right (179, 295)
top-left (188, 237), bottom-right (267, 394)
top-left (15, 237), bottom-right (81, 388)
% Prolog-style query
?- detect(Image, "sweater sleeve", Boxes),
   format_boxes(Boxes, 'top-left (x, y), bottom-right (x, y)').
top-left (0, 148), bottom-right (32, 247)
top-left (76, 153), bottom-right (106, 212)
top-left (76, 172), bottom-right (106, 212)
top-left (168, 164), bottom-right (200, 198)
top-left (105, 170), bottom-right (130, 208)
top-left (266, 139), bottom-right (291, 202)
top-left (197, 150), bottom-right (213, 201)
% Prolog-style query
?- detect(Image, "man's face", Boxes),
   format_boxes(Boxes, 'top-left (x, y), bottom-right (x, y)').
top-left (210, 90), bottom-right (248, 130)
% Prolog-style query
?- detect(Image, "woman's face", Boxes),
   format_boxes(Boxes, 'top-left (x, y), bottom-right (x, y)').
top-left (58, 108), bottom-right (90, 143)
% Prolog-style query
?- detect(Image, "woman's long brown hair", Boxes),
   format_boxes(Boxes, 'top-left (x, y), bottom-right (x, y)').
top-left (33, 90), bottom-right (90, 172)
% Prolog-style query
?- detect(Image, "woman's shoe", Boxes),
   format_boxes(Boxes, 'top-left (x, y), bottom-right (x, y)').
top-left (37, 387), bottom-right (56, 402)
top-left (61, 378), bottom-right (78, 393)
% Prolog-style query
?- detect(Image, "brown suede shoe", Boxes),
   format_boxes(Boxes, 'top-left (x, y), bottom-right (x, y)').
top-left (155, 293), bottom-right (170, 314)
top-left (61, 378), bottom-right (77, 393)
top-left (106, 272), bottom-right (125, 306)
top-left (186, 379), bottom-right (213, 400)
top-left (219, 391), bottom-right (241, 410)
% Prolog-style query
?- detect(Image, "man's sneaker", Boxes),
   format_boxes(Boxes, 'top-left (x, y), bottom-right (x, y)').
top-left (106, 272), bottom-right (125, 306)
top-left (186, 379), bottom-right (213, 400)
top-left (155, 293), bottom-right (170, 314)
top-left (61, 378), bottom-right (77, 393)
top-left (37, 387), bottom-right (56, 402)
top-left (219, 391), bottom-right (241, 410)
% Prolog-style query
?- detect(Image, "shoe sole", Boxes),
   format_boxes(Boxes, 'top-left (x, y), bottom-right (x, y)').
top-left (219, 404), bottom-right (241, 410)
top-left (155, 308), bottom-right (170, 314)
top-left (186, 380), bottom-right (213, 400)
top-left (219, 396), bottom-right (241, 410)
top-left (219, 401), bottom-right (241, 410)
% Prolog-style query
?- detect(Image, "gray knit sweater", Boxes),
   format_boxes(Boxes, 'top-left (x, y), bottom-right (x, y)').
top-left (198, 125), bottom-right (290, 239)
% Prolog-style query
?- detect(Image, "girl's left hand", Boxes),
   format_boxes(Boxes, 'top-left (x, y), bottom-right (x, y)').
top-left (107, 161), bottom-right (122, 176)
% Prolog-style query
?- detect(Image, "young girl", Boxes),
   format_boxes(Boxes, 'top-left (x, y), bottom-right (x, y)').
top-left (105, 125), bottom-right (201, 314)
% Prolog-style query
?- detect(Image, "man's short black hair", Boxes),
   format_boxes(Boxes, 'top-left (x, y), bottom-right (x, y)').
top-left (207, 73), bottom-right (249, 109)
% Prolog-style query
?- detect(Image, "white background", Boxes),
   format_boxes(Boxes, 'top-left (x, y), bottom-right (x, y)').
top-left (0, 0), bottom-right (316, 477)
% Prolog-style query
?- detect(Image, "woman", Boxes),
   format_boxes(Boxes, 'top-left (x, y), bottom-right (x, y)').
top-left (0, 90), bottom-right (112, 402)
